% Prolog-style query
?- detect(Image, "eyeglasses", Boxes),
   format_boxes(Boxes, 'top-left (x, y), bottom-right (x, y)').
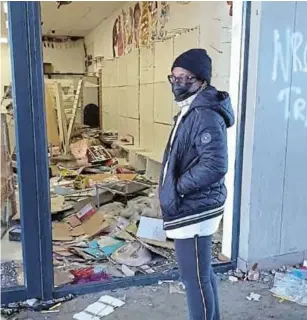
top-left (167, 75), bottom-right (197, 85)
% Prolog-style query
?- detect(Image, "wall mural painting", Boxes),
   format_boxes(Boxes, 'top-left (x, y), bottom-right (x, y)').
top-left (112, 1), bottom-right (170, 57)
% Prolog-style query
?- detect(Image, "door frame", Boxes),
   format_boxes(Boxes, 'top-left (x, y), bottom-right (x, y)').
top-left (2, 1), bottom-right (251, 304)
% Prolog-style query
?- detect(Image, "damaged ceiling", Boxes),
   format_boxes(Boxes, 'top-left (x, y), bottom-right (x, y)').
top-left (40, 1), bottom-right (123, 36)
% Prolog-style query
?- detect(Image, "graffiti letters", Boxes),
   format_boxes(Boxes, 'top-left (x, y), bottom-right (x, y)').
top-left (272, 29), bottom-right (307, 126)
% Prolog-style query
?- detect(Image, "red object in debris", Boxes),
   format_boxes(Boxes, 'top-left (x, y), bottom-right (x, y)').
top-left (116, 167), bottom-right (134, 174)
top-left (71, 267), bottom-right (111, 284)
top-left (76, 203), bottom-right (96, 222)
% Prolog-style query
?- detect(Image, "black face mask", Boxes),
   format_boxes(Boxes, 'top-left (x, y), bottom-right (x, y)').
top-left (172, 83), bottom-right (200, 102)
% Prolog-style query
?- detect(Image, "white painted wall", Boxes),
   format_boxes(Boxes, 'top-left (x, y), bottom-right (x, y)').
top-left (1, 40), bottom-right (85, 98)
top-left (86, 2), bottom-right (232, 83)
top-left (1, 43), bottom-right (11, 97)
top-left (43, 40), bottom-right (85, 73)
top-left (87, 1), bottom-right (236, 258)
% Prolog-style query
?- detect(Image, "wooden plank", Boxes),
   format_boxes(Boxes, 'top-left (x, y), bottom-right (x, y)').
top-left (54, 82), bottom-right (68, 151)
top-left (44, 86), bottom-right (60, 146)
top-left (65, 79), bottom-right (83, 150)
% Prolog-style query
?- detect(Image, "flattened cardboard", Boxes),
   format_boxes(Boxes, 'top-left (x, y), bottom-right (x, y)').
top-left (67, 215), bottom-right (82, 228)
top-left (52, 222), bottom-right (73, 241)
top-left (68, 247), bottom-right (95, 261)
top-left (82, 213), bottom-right (109, 238)
top-left (70, 225), bottom-right (85, 237)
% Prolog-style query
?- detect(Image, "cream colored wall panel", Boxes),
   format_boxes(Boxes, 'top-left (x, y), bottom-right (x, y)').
top-left (117, 87), bottom-right (127, 117)
top-left (126, 85), bottom-right (139, 119)
top-left (154, 39), bottom-right (174, 83)
top-left (105, 87), bottom-right (119, 115)
top-left (102, 87), bottom-right (119, 115)
top-left (102, 112), bottom-right (119, 132)
top-left (101, 87), bottom-right (111, 113)
top-left (140, 84), bottom-right (154, 150)
top-left (154, 82), bottom-right (173, 125)
top-left (174, 28), bottom-right (199, 58)
top-left (140, 120), bottom-right (154, 150)
top-left (153, 123), bottom-right (172, 155)
top-left (140, 47), bottom-right (154, 84)
top-left (126, 49), bottom-right (140, 86)
top-left (211, 76), bottom-right (229, 92)
top-left (140, 84), bottom-right (154, 123)
top-left (102, 59), bottom-right (113, 87)
top-left (210, 44), bottom-right (231, 79)
top-left (119, 117), bottom-right (140, 146)
top-left (109, 59), bottom-right (118, 87)
top-left (116, 56), bottom-right (128, 87)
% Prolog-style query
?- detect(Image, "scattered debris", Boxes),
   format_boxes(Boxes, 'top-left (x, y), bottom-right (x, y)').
top-left (228, 275), bottom-right (239, 283)
top-left (247, 263), bottom-right (260, 281)
top-left (1, 294), bottom-right (74, 317)
top-left (271, 269), bottom-right (307, 306)
top-left (246, 292), bottom-right (261, 301)
top-left (1, 121), bottom-right (226, 292)
top-left (169, 282), bottom-right (185, 295)
top-left (73, 295), bottom-right (125, 319)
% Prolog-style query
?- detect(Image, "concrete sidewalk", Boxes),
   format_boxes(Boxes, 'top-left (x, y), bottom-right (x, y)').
top-left (16, 280), bottom-right (306, 320)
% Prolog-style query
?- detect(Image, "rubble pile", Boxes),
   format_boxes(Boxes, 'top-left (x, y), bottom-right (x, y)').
top-left (3, 128), bottom-right (180, 288)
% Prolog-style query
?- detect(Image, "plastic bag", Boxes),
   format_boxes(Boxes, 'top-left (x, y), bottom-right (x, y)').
top-left (270, 271), bottom-right (307, 306)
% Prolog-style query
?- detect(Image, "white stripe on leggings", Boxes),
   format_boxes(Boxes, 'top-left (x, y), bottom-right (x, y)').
top-left (195, 236), bottom-right (207, 320)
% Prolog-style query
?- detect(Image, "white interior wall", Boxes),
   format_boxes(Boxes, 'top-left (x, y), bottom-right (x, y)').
top-left (87, 1), bottom-right (232, 151)
top-left (43, 40), bottom-right (85, 73)
top-left (1, 43), bottom-right (12, 98)
top-left (1, 40), bottom-right (85, 96)
top-left (89, 1), bottom-right (236, 258)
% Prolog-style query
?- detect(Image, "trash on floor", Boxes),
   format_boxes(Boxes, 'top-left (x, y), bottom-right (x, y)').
top-left (246, 292), bottom-right (261, 301)
top-left (73, 295), bottom-right (125, 320)
top-left (1, 125), bottom-right (225, 290)
top-left (270, 270), bottom-right (307, 306)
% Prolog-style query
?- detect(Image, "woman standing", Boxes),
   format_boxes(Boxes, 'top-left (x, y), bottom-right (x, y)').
top-left (159, 49), bottom-right (235, 320)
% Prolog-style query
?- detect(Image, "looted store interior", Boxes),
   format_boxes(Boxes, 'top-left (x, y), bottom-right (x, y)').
top-left (1, 1), bottom-right (240, 291)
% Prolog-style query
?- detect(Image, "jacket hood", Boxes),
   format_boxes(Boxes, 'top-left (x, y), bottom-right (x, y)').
top-left (189, 85), bottom-right (235, 128)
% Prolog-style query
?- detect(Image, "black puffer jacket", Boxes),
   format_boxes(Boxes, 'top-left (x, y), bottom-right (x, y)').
top-left (159, 86), bottom-right (235, 230)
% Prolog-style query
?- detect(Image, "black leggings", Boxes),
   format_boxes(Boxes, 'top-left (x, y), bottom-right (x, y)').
top-left (175, 235), bottom-right (220, 320)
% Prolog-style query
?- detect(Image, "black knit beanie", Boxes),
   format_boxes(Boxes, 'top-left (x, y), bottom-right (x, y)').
top-left (171, 48), bottom-right (212, 84)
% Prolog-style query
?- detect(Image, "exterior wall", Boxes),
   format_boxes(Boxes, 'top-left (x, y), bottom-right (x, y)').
top-left (239, 1), bottom-right (307, 270)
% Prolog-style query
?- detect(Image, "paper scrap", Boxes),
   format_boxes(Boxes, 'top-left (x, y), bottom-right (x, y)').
top-left (121, 265), bottom-right (135, 277)
top-left (246, 292), bottom-right (261, 301)
top-left (137, 217), bottom-right (166, 242)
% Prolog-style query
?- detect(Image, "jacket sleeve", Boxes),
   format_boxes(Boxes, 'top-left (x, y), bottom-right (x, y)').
top-left (177, 114), bottom-right (228, 195)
